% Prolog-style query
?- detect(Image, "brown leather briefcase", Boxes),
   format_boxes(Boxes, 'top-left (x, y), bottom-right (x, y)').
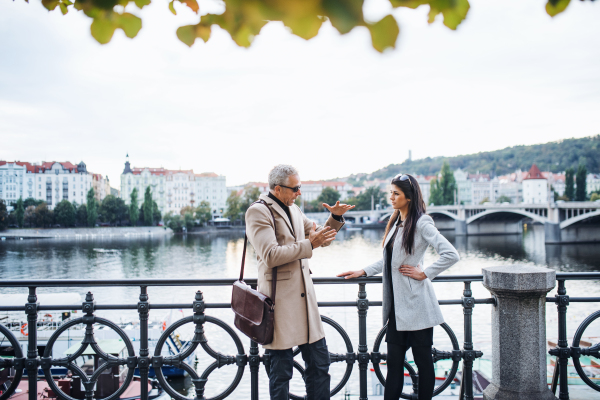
top-left (231, 200), bottom-right (278, 345)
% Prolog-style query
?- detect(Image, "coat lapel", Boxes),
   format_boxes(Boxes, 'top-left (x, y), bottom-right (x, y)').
top-left (260, 194), bottom-right (295, 239)
top-left (383, 224), bottom-right (400, 248)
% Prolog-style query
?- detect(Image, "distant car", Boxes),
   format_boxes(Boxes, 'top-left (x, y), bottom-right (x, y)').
top-left (99, 222), bottom-right (111, 227)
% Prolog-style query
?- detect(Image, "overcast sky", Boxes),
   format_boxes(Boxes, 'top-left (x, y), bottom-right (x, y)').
top-left (1, 0), bottom-right (599, 187)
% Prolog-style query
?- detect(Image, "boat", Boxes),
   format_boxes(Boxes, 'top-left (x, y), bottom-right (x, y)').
top-left (0, 339), bottom-right (170, 400)
top-left (0, 293), bottom-right (195, 378)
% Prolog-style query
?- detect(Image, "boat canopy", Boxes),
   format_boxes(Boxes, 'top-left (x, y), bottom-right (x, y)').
top-left (65, 339), bottom-right (126, 356)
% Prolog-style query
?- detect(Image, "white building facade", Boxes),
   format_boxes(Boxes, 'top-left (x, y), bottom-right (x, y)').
top-left (120, 156), bottom-right (227, 218)
top-left (0, 161), bottom-right (97, 209)
top-left (522, 164), bottom-right (548, 204)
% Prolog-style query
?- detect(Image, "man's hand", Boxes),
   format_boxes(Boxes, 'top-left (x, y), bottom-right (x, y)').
top-left (336, 270), bottom-right (366, 279)
top-left (323, 201), bottom-right (355, 216)
top-left (399, 264), bottom-right (427, 281)
top-left (309, 222), bottom-right (336, 249)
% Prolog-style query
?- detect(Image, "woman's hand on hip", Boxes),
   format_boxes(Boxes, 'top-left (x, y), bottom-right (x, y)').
top-left (399, 264), bottom-right (427, 281)
top-left (336, 270), bottom-right (366, 279)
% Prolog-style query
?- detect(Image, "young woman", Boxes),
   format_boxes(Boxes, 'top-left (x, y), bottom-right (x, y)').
top-left (337, 174), bottom-right (459, 400)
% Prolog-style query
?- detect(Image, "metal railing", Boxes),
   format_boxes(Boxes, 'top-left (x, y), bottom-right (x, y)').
top-left (0, 274), bottom-right (598, 400)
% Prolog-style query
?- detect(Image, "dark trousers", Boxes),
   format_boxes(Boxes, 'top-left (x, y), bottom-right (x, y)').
top-left (384, 343), bottom-right (435, 400)
top-left (269, 338), bottom-right (331, 400)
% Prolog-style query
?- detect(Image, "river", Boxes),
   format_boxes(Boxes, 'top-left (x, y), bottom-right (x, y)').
top-left (1, 225), bottom-right (599, 399)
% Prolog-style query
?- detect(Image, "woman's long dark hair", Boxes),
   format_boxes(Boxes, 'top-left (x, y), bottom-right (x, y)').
top-left (382, 174), bottom-right (427, 254)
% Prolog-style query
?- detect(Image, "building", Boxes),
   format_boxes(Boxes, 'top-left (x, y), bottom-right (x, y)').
top-left (453, 169), bottom-right (472, 205)
top-left (522, 164), bottom-right (548, 204)
top-left (0, 160), bottom-right (103, 210)
top-left (92, 174), bottom-right (112, 203)
top-left (120, 155), bottom-right (227, 218)
top-left (587, 174), bottom-right (600, 195)
top-left (301, 181), bottom-right (353, 201)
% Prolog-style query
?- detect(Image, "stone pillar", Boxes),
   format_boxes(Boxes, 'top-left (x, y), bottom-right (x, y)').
top-left (545, 222), bottom-right (561, 244)
top-left (455, 219), bottom-right (468, 236)
top-left (482, 265), bottom-right (556, 400)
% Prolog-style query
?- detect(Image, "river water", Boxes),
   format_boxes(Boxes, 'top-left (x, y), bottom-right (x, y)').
top-left (1, 225), bottom-right (599, 399)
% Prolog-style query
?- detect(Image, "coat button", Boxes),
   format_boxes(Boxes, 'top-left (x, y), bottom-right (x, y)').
top-left (301, 293), bottom-right (305, 297)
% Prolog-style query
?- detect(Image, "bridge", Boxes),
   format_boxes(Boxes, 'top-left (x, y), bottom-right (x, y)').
top-left (306, 202), bottom-right (600, 243)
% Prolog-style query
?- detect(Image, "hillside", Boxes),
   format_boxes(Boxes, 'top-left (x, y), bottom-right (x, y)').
top-left (345, 135), bottom-right (600, 184)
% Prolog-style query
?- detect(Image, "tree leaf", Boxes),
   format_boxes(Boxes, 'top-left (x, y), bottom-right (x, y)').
top-left (59, 3), bottom-right (69, 14)
top-left (169, 0), bottom-right (177, 15)
top-left (134, 0), bottom-right (151, 9)
top-left (176, 25), bottom-right (196, 46)
top-left (283, 15), bottom-right (323, 40)
top-left (118, 13), bottom-right (142, 38)
top-left (322, 0), bottom-right (365, 34)
top-left (546, 0), bottom-right (571, 17)
top-left (391, 0), bottom-right (470, 30)
top-left (90, 17), bottom-right (117, 44)
top-left (41, 0), bottom-right (60, 11)
top-left (368, 14), bottom-right (399, 53)
top-left (181, 0), bottom-right (199, 14)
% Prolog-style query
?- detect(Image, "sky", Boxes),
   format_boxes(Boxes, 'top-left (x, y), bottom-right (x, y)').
top-left (0, 0), bottom-right (599, 187)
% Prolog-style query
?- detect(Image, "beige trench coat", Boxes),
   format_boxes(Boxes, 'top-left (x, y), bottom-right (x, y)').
top-left (245, 193), bottom-right (344, 350)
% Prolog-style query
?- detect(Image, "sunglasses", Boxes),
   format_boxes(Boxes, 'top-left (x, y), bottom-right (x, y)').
top-left (392, 174), bottom-right (414, 190)
top-left (279, 184), bottom-right (301, 193)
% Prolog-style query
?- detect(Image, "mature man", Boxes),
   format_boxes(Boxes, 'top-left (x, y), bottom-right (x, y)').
top-left (245, 164), bottom-right (354, 400)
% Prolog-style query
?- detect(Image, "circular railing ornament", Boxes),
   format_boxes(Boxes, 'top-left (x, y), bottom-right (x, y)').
top-left (153, 314), bottom-right (245, 400)
top-left (372, 322), bottom-right (460, 399)
top-left (264, 315), bottom-right (355, 400)
top-left (0, 324), bottom-right (24, 400)
top-left (571, 310), bottom-right (600, 392)
top-left (40, 317), bottom-right (136, 400)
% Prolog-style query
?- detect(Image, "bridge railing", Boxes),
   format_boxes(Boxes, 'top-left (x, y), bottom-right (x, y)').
top-left (0, 274), bottom-right (599, 400)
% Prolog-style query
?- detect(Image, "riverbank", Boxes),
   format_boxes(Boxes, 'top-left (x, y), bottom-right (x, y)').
top-left (0, 226), bottom-right (173, 239)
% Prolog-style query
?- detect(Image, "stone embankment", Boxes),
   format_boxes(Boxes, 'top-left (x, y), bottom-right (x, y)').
top-left (0, 227), bottom-right (173, 239)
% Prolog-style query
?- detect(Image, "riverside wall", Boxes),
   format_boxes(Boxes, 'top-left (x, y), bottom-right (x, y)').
top-left (0, 226), bottom-right (173, 239)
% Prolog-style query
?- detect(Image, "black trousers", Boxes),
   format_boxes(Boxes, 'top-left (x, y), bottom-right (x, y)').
top-left (384, 342), bottom-right (435, 400)
top-left (268, 338), bottom-right (331, 400)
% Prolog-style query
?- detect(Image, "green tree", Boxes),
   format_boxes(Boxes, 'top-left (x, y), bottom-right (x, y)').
top-left (23, 198), bottom-right (44, 208)
top-left (347, 186), bottom-right (388, 211)
top-left (76, 204), bottom-right (88, 226)
top-left (0, 200), bottom-right (8, 231)
top-left (30, 0), bottom-right (574, 52)
top-left (575, 164), bottom-right (587, 201)
top-left (24, 206), bottom-right (36, 228)
top-left (99, 195), bottom-right (128, 225)
top-left (153, 201), bottom-right (161, 225)
top-left (54, 200), bottom-right (76, 227)
top-left (565, 168), bottom-right (575, 201)
top-left (86, 188), bottom-right (98, 227)
top-left (241, 187), bottom-right (261, 213)
top-left (143, 186), bottom-right (154, 226)
top-left (438, 162), bottom-right (457, 205)
top-left (195, 200), bottom-right (212, 225)
top-left (15, 198), bottom-right (24, 228)
top-left (496, 195), bottom-right (512, 204)
top-left (591, 193), bottom-right (600, 202)
top-left (129, 188), bottom-right (139, 226)
top-left (317, 187), bottom-right (341, 209)
top-left (429, 178), bottom-right (443, 206)
top-left (163, 211), bottom-right (184, 232)
top-left (183, 211), bottom-right (195, 231)
top-left (224, 191), bottom-right (242, 221)
top-left (34, 203), bottom-right (53, 228)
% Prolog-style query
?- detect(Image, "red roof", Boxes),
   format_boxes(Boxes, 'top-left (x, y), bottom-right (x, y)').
top-left (524, 164), bottom-right (545, 180)
top-left (196, 172), bottom-right (219, 178)
top-left (302, 180), bottom-right (347, 186)
top-left (0, 161), bottom-right (37, 173)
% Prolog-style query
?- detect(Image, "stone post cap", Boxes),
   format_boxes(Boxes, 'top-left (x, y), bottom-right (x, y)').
top-left (483, 265), bottom-right (556, 294)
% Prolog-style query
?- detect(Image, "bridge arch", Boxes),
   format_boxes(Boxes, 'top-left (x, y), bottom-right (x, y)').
top-left (560, 210), bottom-right (600, 229)
top-left (428, 210), bottom-right (460, 221)
top-left (466, 209), bottom-right (547, 225)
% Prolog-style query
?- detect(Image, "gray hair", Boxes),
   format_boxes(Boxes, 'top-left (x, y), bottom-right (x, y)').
top-left (268, 164), bottom-right (299, 190)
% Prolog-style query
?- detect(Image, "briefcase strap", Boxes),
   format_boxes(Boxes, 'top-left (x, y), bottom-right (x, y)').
top-left (240, 200), bottom-right (278, 305)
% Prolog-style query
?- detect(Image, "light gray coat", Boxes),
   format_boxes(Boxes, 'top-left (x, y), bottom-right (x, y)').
top-left (363, 214), bottom-right (460, 331)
